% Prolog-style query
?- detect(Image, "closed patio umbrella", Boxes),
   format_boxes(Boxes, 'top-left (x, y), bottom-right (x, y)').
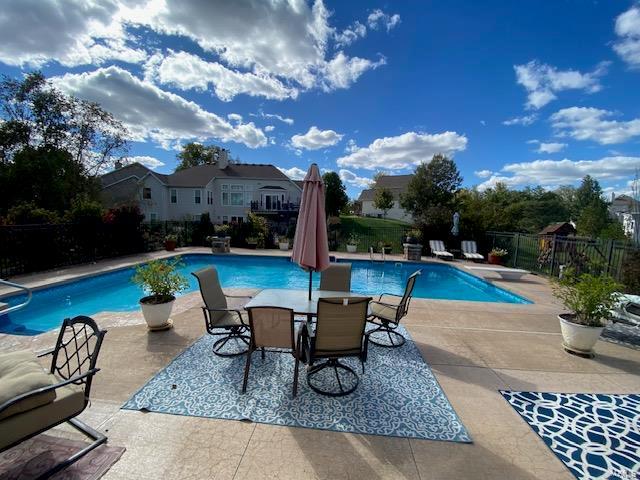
top-left (291, 164), bottom-right (330, 300)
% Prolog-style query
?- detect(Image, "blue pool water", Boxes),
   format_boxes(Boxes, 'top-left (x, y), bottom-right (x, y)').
top-left (0, 254), bottom-right (530, 335)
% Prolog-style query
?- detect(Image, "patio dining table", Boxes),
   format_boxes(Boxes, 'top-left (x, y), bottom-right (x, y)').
top-left (245, 289), bottom-right (368, 317)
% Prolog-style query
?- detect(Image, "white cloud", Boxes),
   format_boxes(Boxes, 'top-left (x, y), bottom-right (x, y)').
top-left (477, 156), bottom-right (640, 190)
top-left (367, 10), bottom-right (401, 31)
top-left (337, 131), bottom-right (468, 170)
top-left (550, 107), bottom-right (640, 145)
top-left (250, 111), bottom-right (294, 126)
top-left (339, 169), bottom-right (373, 188)
top-left (278, 166), bottom-right (307, 180)
top-left (503, 114), bottom-right (538, 126)
top-left (146, 50), bottom-right (299, 101)
top-left (514, 60), bottom-right (608, 109)
top-left (334, 21), bottom-right (367, 48)
top-left (125, 155), bottom-right (165, 169)
top-left (53, 66), bottom-right (267, 149)
top-left (227, 113), bottom-right (243, 123)
top-left (474, 169), bottom-right (493, 178)
top-left (614, 5), bottom-right (640, 68)
top-left (344, 139), bottom-right (358, 153)
top-left (536, 142), bottom-right (567, 154)
top-left (264, 125), bottom-right (275, 132)
top-left (291, 126), bottom-right (343, 150)
top-left (320, 51), bottom-right (386, 91)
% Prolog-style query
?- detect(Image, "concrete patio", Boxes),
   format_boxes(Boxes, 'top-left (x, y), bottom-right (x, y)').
top-left (1, 249), bottom-right (639, 479)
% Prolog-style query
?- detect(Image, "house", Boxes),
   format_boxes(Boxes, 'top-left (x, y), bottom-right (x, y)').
top-left (538, 222), bottom-right (576, 236)
top-left (100, 156), bottom-right (302, 223)
top-left (357, 174), bottom-right (413, 222)
top-left (609, 194), bottom-right (640, 244)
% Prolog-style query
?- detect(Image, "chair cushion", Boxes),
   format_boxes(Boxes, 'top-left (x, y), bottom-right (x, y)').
top-left (0, 378), bottom-right (85, 450)
top-left (370, 302), bottom-right (398, 322)
top-left (209, 309), bottom-right (248, 328)
top-left (0, 350), bottom-right (56, 421)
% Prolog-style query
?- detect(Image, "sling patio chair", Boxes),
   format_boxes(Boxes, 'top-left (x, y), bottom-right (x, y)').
top-left (0, 316), bottom-right (107, 478)
top-left (368, 270), bottom-right (422, 347)
top-left (192, 267), bottom-right (252, 357)
top-left (461, 240), bottom-right (484, 261)
top-left (429, 240), bottom-right (454, 260)
top-left (242, 307), bottom-right (303, 397)
top-left (319, 263), bottom-right (352, 292)
top-left (304, 296), bottom-right (371, 397)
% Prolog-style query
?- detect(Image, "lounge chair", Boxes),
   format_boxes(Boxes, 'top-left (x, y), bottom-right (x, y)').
top-left (319, 263), bottom-right (352, 292)
top-left (0, 316), bottom-right (106, 478)
top-left (192, 267), bottom-right (252, 357)
top-left (304, 297), bottom-right (371, 396)
top-left (429, 240), bottom-right (454, 260)
top-left (461, 240), bottom-right (484, 261)
top-left (242, 307), bottom-right (303, 396)
top-left (368, 270), bottom-right (421, 347)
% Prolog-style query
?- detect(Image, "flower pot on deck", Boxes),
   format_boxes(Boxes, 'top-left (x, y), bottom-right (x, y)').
top-left (558, 313), bottom-right (604, 357)
top-left (140, 295), bottom-right (175, 329)
top-left (488, 254), bottom-right (503, 265)
top-left (278, 241), bottom-right (290, 251)
top-left (164, 240), bottom-right (177, 251)
top-left (346, 244), bottom-right (357, 253)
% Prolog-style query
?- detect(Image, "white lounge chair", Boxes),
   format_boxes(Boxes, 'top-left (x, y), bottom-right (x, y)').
top-left (461, 240), bottom-right (484, 261)
top-left (429, 240), bottom-right (454, 260)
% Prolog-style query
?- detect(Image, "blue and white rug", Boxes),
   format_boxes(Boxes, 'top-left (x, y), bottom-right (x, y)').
top-left (123, 326), bottom-right (471, 442)
top-left (501, 391), bottom-right (640, 480)
top-left (602, 321), bottom-right (640, 351)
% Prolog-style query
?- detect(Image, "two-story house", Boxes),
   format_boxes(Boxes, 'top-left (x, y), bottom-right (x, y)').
top-left (100, 157), bottom-right (302, 223)
top-left (357, 174), bottom-right (413, 222)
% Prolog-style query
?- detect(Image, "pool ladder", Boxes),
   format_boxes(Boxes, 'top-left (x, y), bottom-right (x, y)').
top-left (369, 246), bottom-right (385, 263)
top-left (0, 279), bottom-right (32, 315)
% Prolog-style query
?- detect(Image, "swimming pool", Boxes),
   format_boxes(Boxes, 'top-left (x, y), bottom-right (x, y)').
top-left (0, 254), bottom-right (530, 335)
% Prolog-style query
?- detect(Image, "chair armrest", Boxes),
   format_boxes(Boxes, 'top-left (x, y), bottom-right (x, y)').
top-left (225, 294), bottom-right (253, 299)
top-left (0, 368), bottom-right (99, 415)
top-left (36, 347), bottom-right (55, 358)
top-left (377, 293), bottom-right (402, 303)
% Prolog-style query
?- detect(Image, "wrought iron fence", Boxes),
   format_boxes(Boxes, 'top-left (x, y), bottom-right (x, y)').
top-left (330, 223), bottom-right (409, 254)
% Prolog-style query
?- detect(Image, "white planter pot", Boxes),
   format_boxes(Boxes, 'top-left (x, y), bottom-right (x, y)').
top-left (140, 296), bottom-right (175, 329)
top-left (346, 244), bottom-right (357, 253)
top-left (558, 313), bottom-right (604, 357)
top-left (278, 242), bottom-right (290, 251)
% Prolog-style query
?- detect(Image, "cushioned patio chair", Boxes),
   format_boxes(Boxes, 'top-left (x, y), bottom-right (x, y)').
top-left (429, 240), bottom-right (454, 260)
top-left (242, 307), bottom-right (303, 397)
top-left (0, 316), bottom-right (106, 478)
top-left (461, 240), bottom-right (484, 261)
top-left (304, 296), bottom-right (371, 397)
top-left (192, 267), bottom-right (252, 357)
top-left (368, 270), bottom-right (422, 347)
top-left (319, 263), bottom-right (352, 292)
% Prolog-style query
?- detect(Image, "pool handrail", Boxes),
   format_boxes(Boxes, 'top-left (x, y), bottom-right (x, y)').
top-left (0, 279), bottom-right (32, 315)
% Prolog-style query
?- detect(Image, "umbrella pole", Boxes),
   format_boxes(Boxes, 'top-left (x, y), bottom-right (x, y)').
top-left (309, 269), bottom-right (313, 300)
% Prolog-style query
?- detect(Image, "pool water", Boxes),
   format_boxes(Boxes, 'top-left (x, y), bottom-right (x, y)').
top-left (0, 254), bottom-right (530, 335)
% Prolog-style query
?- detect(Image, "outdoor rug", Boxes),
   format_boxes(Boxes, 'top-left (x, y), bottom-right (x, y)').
top-left (123, 325), bottom-right (471, 442)
top-left (0, 434), bottom-right (125, 480)
top-left (602, 321), bottom-right (640, 351)
top-left (501, 391), bottom-right (640, 480)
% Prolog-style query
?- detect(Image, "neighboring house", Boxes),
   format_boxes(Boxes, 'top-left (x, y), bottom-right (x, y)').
top-left (100, 156), bottom-right (302, 223)
top-left (539, 222), bottom-right (576, 236)
top-left (357, 174), bottom-right (413, 222)
top-left (609, 194), bottom-right (640, 244)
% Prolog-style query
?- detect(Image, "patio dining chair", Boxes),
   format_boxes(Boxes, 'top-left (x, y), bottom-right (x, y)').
top-left (242, 307), bottom-right (303, 397)
top-left (368, 270), bottom-right (422, 347)
top-left (192, 267), bottom-right (252, 357)
top-left (319, 263), bottom-right (352, 292)
top-left (304, 296), bottom-right (371, 397)
top-left (0, 316), bottom-right (107, 478)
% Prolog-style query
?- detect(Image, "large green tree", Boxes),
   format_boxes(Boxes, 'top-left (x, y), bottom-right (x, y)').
top-left (373, 187), bottom-right (394, 219)
top-left (176, 143), bottom-right (219, 171)
top-left (322, 171), bottom-right (348, 217)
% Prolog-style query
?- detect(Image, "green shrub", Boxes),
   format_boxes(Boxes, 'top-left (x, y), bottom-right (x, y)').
top-left (132, 257), bottom-right (188, 301)
top-left (621, 249), bottom-right (640, 295)
top-left (5, 201), bottom-right (59, 225)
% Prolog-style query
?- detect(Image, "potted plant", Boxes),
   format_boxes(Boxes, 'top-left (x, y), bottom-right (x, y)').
top-left (164, 234), bottom-right (178, 251)
top-left (488, 247), bottom-right (508, 265)
top-left (277, 235), bottom-right (290, 251)
top-left (405, 228), bottom-right (422, 245)
top-left (379, 240), bottom-right (393, 255)
top-left (214, 224), bottom-right (230, 238)
top-left (346, 234), bottom-right (359, 253)
top-left (553, 272), bottom-right (621, 357)
top-left (132, 258), bottom-right (188, 330)
top-left (246, 237), bottom-right (258, 249)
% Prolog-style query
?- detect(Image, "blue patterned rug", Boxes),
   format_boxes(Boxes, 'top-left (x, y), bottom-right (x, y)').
top-left (123, 326), bottom-right (471, 442)
top-left (501, 391), bottom-right (640, 480)
top-left (602, 321), bottom-right (640, 351)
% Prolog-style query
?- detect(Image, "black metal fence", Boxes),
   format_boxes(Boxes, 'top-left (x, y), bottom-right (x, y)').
top-left (485, 231), bottom-right (636, 281)
top-left (330, 224), bottom-right (409, 254)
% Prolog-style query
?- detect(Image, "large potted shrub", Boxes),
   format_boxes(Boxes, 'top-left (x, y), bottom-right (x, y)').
top-left (405, 228), bottom-right (423, 245)
top-left (164, 234), bottom-right (178, 251)
top-left (488, 248), bottom-right (508, 265)
top-left (132, 258), bottom-right (188, 330)
top-left (553, 272), bottom-right (621, 357)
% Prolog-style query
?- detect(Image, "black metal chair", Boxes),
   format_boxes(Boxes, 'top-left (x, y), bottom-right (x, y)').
top-left (0, 316), bottom-right (107, 478)
top-left (368, 270), bottom-right (422, 347)
top-left (304, 297), bottom-right (371, 397)
top-left (192, 267), bottom-right (252, 356)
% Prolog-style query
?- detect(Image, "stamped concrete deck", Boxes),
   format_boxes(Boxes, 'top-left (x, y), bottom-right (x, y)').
top-left (1, 249), bottom-right (639, 479)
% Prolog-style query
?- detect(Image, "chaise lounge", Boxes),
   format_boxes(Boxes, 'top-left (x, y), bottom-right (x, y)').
top-left (429, 240), bottom-right (454, 260)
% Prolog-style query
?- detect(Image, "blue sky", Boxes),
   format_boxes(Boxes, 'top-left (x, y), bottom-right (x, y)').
top-left (0, 0), bottom-right (639, 198)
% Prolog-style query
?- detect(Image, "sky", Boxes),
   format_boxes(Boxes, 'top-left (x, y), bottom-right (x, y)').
top-left (0, 0), bottom-right (639, 198)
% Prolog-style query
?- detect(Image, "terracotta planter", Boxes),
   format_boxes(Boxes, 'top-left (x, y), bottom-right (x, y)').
top-left (140, 295), bottom-right (175, 329)
top-left (558, 313), bottom-right (604, 357)
top-left (164, 240), bottom-right (177, 251)
top-left (488, 254), bottom-right (503, 265)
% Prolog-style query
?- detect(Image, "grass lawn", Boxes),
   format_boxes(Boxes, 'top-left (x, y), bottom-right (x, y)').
top-left (339, 215), bottom-right (411, 228)
top-left (334, 215), bottom-right (410, 253)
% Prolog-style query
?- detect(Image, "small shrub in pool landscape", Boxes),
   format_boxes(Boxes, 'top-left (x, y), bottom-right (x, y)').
top-left (132, 257), bottom-right (189, 304)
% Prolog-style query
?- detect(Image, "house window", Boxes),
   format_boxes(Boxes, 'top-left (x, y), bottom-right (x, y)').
top-left (194, 189), bottom-right (201, 204)
top-left (170, 189), bottom-right (177, 204)
top-left (222, 216), bottom-right (229, 224)
top-left (143, 187), bottom-right (151, 199)
top-left (192, 215), bottom-right (200, 221)
top-left (149, 212), bottom-right (158, 221)
top-left (207, 190), bottom-right (213, 205)
top-left (231, 216), bottom-right (244, 224)
top-left (221, 184), bottom-right (244, 206)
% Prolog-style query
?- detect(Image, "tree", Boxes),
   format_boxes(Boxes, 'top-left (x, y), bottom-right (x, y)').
top-left (576, 201), bottom-right (609, 238)
top-left (322, 171), bottom-right (348, 217)
top-left (176, 143), bottom-right (217, 171)
top-left (575, 175), bottom-right (603, 214)
top-left (374, 187), bottom-right (394, 219)
top-left (401, 154), bottom-right (462, 227)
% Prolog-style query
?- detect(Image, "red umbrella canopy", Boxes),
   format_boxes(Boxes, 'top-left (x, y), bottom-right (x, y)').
top-left (291, 163), bottom-right (330, 273)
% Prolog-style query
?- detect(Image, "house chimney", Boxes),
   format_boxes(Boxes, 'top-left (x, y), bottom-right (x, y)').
top-left (114, 159), bottom-right (123, 170)
top-left (217, 148), bottom-right (229, 169)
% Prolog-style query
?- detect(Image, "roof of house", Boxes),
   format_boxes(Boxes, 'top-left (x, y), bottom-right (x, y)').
top-left (101, 162), bottom-right (298, 188)
top-left (539, 222), bottom-right (576, 235)
top-left (357, 174), bottom-right (413, 202)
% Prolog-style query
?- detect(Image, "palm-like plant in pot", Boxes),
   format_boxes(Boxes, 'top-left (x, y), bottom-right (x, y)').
top-left (132, 257), bottom-right (189, 330)
top-left (553, 271), bottom-right (621, 357)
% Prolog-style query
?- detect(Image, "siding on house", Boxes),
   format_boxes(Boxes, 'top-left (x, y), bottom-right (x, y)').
top-left (358, 174), bottom-right (413, 222)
